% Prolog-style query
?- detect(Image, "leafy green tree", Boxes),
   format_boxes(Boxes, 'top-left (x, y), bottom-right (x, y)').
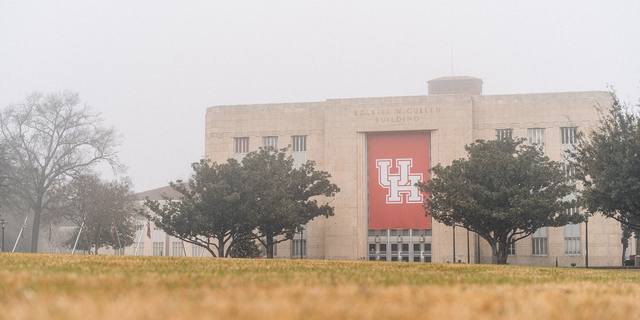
top-left (50, 174), bottom-right (136, 254)
top-left (0, 92), bottom-right (121, 252)
top-left (142, 159), bottom-right (253, 258)
top-left (417, 138), bottom-right (579, 264)
top-left (241, 147), bottom-right (340, 259)
top-left (574, 92), bottom-right (640, 231)
top-left (227, 237), bottom-right (262, 258)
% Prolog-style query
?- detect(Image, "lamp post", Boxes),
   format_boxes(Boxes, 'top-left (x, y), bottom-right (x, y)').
top-left (0, 219), bottom-right (5, 252)
top-left (583, 213), bottom-right (590, 268)
top-left (300, 225), bottom-right (304, 260)
top-left (452, 225), bottom-right (456, 262)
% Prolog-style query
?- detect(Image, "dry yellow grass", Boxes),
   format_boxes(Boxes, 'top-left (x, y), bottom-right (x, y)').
top-left (0, 253), bottom-right (639, 320)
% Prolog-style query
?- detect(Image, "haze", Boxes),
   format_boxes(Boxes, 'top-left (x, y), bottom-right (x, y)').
top-left (1, 1), bottom-right (638, 192)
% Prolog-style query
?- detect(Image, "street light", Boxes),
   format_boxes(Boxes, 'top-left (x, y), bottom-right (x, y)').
top-left (582, 213), bottom-right (590, 268)
top-left (300, 225), bottom-right (305, 260)
top-left (0, 219), bottom-right (5, 252)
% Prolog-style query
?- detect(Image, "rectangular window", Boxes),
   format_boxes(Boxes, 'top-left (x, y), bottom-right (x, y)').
top-left (292, 136), bottom-right (307, 152)
top-left (528, 128), bottom-right (545, 155)
top-left (263, 136), bottom-right (278, 150)
top-left (507, 242), bottom-right (516, 255)
top-left (192, 245), bottom-right (204, 258)
top-left (291, 239), bottom-right (306, 257)
top-left (172, 241), bottom-right (185, 257)
top-left (564, 223), bottom-right (581, 255)
top-left (235, 137), bottom-right (249, 162)
top-left (153, 242), bottom-right (164, 256)
top-left (561, 127), bottom-right (578, 166)
top-left (561, 127), bottom-right (577, 145)
top-left (292, 136), bottom-right (307, 168)
top-left (496, 129), bottom-right (513, 140)
top-left (531, 227), bottom-right (548, 255)
top-left (562, 163), bottom-right (576, 181)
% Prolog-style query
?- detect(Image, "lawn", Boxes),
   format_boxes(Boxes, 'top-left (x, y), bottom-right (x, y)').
top-left (0, 253), bottom-right (638, 319)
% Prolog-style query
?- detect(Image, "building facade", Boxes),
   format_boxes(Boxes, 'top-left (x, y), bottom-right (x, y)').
top-left (204, 76), bottom-right (629, 266)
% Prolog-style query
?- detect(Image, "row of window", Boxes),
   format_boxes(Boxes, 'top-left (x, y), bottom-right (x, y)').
top-left (132, 241), bottom-right (205, 257)
top-left (510, 225), bottom-right (581, 256)
top-left (498, 127), bottom-right (581, 256)
top-left (368, 229), bottom-right (432, 237)
top-left (368, 243), bottom-right (432, 262)
top-left (234, 136), bottom-right (307, 154)
top-left (496, 127), bottom-right (577, 146)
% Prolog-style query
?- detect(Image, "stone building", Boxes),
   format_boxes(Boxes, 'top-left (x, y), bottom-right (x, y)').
top-left (203, 76), bottom-right (629, 266)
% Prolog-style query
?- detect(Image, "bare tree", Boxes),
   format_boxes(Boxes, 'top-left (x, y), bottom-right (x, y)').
top-left (48, 174), bottom-right (136, 254)
top-left (0, 92), bottom-right (121, 252)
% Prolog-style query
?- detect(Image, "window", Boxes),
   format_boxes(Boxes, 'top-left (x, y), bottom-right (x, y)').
top-left (292, 136), bottom-right (306, 152)
top-left (192, 245), bottom-right (204, 258)
top-left (561, 127), bottom-right (577, 145)
top-left (291, 239), bottom-right (306, 257)
top-left (172, 241), bottom-right (185, 257)
top-left (561, 127), bottom-right (578, 177)
top-left (235, 137), bottom-right (249, 162)
top-left (292, 136), bottom-right (306, 168)
top-left (507, 242), bottom-right (516, 255)
top-left (564, 207), bottom-right (581, 255)
top-left (531, 227), bottom-right (548, 255)
top-left (564, 223), bottom-right (581, 255)
top-left (263, 136), bottom-right (277, 150)
top-left (153, 242), bottom-right (164, 256)
top-left (411, 229), bottom-right (432, 237)
top-left (528, 128), bottom-right (545, 155)
top-left (562, 163), bottom-right (576, 181)
top-left (496, 129), bottom-right (513, 140)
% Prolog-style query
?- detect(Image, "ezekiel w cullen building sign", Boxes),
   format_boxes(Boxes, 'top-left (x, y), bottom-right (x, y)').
top-left (205, 76), bottom-right (629, 267)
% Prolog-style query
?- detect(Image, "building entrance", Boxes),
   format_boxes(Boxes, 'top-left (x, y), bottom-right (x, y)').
top-left (368, 229), bottom-right (431, 262)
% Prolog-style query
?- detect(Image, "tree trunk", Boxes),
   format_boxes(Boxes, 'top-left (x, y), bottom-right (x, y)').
top-left (490, 240), bottom-right (509, 265)
top-left (217, 235), bottom-right (226, 258)
top-left (30, 207), bottom-right (42, 253)
top-left (266, 234), bottom-right (274, 259)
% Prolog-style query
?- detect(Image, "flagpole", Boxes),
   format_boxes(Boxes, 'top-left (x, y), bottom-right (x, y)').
top-left (71, 220), bottom-right (85, 254)
top-left (114, 225), bottom-right (122, 252)
top-left (134, 224), bottom-right (144, 256)
top-left (12, 216), bottom-right (28, 253)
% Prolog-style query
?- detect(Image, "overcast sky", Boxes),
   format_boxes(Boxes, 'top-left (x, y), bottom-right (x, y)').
top-left (1, 1), bottom-right (639, 192)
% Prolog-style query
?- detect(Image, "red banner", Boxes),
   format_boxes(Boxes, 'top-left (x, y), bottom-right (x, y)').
top-left (368, 132), bottom-right (430, 229)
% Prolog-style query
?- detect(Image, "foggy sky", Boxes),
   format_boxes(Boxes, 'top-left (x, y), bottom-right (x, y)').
top-left (1, 1), bottom-right (639, 192)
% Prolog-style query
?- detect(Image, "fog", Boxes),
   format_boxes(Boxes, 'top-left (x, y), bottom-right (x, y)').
top-left (1, 1), bottom-right (639, 192)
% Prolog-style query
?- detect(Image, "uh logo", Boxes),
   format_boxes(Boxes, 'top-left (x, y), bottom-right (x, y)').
top-left (376, 158), bottom-right (423, 204)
